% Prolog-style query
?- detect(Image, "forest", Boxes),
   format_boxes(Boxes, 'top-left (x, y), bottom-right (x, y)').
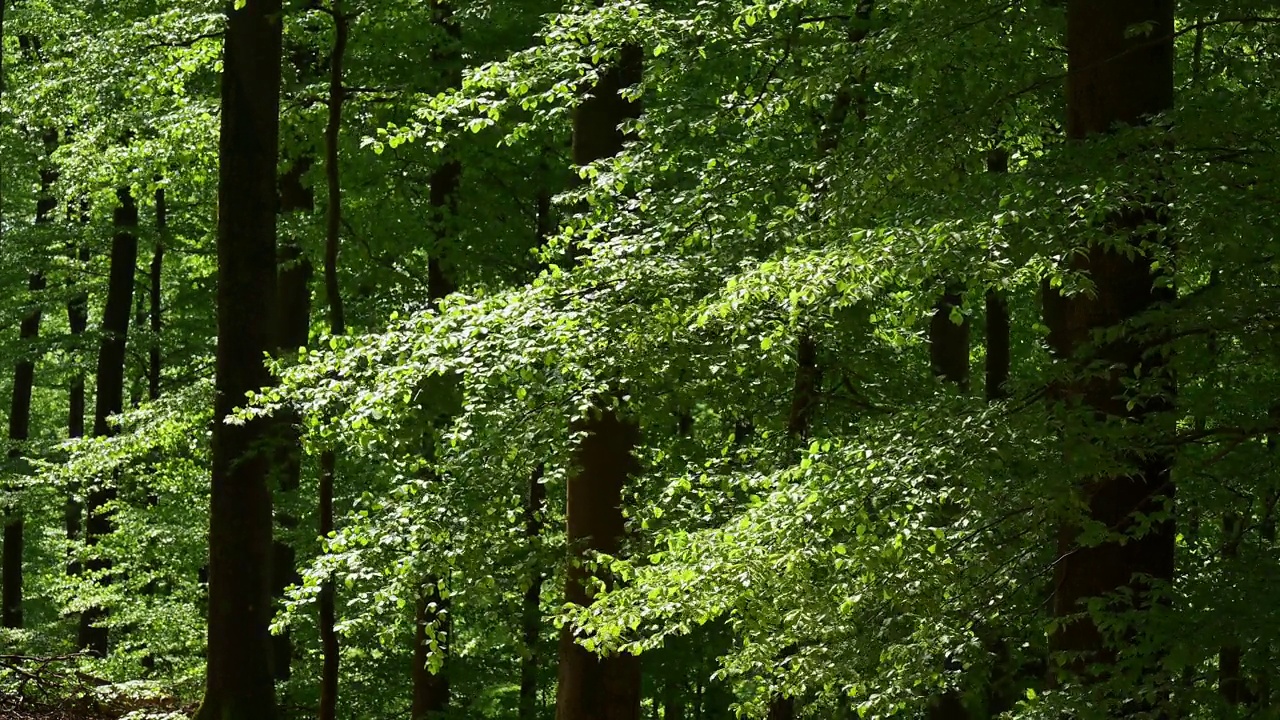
top-left (0, 0), bottom-right (1277, 718)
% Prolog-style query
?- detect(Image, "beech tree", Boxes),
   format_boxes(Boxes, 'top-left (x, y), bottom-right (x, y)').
top-left (1044, 0), bottom-right (1177, 707)
top-left (197, 0), bottom-right (284, 716)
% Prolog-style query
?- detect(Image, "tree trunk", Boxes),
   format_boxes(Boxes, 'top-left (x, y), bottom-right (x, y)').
top-left (662, 677), bottom-right (685, 720)
top-left (554, 38), bottom-right (644, 720)
top-left (66, 241), bottom-right (89, 578)
top-left (984, 147), bottom-right (1010, 405)
top-left (270, 157), bottom-right (313, 684)
top-left (927, 285), bottom-right (969, 719)
top-left (769, 333), bottom-right (817, 716)
top-left (316, 8), bottom-right (348, 719)
top-left (1218, 513), bottom-right (1246, 705)
top-left (413, 5), bottom-right (462, 717)
top-left (984, 292), bottom-right (1009, 402)
top-left (1046, 0), bottom-right (1175, 701)
top-left (195, 0), bottom-right (283, 716)
top-left (149, 187), bottom-right (165, 402)
top-left (75, 187), bottom-right (138, 654)
top-left (2, 271), bottom-right (45, 629)
top-left (519, 190), bottom-right (556, 720)
top-left (271, 28), bottom-right (322, 682)
top-left (520, 465), bottom-right (547, 720)
top-left (412, 584), bottom-right (451, 719)
top-left (1, 126), bottom-right (55, 630)
top-left (929, 288), bottom-right (969, 391)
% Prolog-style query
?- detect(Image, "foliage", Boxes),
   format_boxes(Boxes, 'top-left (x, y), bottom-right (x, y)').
top-left (1, 0), bottom-right (1278, 718)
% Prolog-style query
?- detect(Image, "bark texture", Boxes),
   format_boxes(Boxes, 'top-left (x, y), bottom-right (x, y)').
top-left (2, 271), bottom-right (45, 629)
top-left (984, 291), bottom-right (1009, 402)
top-left (196, 0), bottom-right (283, 716)
top-left (1045, 0), bottom-right (1176, 699)
top-left (315, 10), bottom-right (348, 720)
top-left (519, 466), bottom-right (547, 720)
top-left (65, 242), bottom-right (89, 578)
top-left (270, 155), bottom-right (314, 683)
top-left (77, 187), bottom-right (139, 654)
top-left (413, 5), bottom-right (462, 717)
top-left (2, 128), bottom-right (56, 629)
top-left (148, 187), bottom-right (165, 402)
top-left (927, 283), bottom-right (969, 719)
top-left (929, 288), bottom-right (970, 391)
top-left (554, 37), bottom-right (645, 720)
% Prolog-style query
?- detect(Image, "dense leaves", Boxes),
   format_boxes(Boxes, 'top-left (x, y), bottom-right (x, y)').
top-left (1, 0), bottom-right (1278, 718)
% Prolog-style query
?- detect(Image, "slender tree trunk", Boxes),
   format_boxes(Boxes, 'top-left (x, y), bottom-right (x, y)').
top-left (929, 288), bottom-right (970, 391)
top-left (1218, 513), bottom-right (1247, 705)
top-left (317, 7), bottom-right (348, 719)
top-left (926, 290), bottom-right (968, 719)
top-left (413, 5), bottom-right (462, 717)
top-left (1, 128), bottom-right (55, 629)
top-left (196, 0), bottom-right (283, 715)
top-left (984, 147), bottom-right (1010, 405)
top-left (0, 0), bottom-right (6, 229)
top-left (984, 292), bottom-right (1009, 402)
top-left (412, 584), bottom-right (451, 718)
top-left (662, 677), bottom-right (685, 720)
top-left (66, 242), bottom-right (89, 577)
top-left (518, 190), bottom-right (556, 720)
top-left (271, 32), bottom-right (322, 684)
top-left (77, 187), bottom-right (139, 654)
top-left (270, 159), bottom-right (313, 684)
top-left (520, 465), bottom-right (548, 720)
top-left (149, 187), bottom-right (165, 402)
top-left (2, 271), bottom-right (45, 630)
top-left (1045, 0), bottom-right (1175, 703)
top-left (554, 37), bottom-right (644, 720)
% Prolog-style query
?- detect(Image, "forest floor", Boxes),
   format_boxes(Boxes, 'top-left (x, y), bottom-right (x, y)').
top-left (1, 655), bottom-right (188, 719)
top-left (0, 696), bottom-right (117, 720)
top-left (0, 691), bottom-right (189, 720)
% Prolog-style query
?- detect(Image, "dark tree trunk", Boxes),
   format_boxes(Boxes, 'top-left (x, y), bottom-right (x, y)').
top-left (554, 38), bottom-right (644, 720)
top-left (520, 466), bottom-right (547, 720)
top-left (75, 187), bottom-right (138, 654)
top-left (66, 242), bottom-right (89, 577)
top-left (984, 292), bottom-right (1009, 402)
top-left (983, 145), bottom-right (1011, 405)
top-left (1218, 512), bottom-right (1247, 705)
top-left (519, 190), bottom-right (556, 720)
top-left (929, 288), bottom-right (970, 391)
top-left (662, 677), bottom-right (685, 720)
top-left (195, 0), bottom-right (283, 716)
top-left (148, 187), bottom-right (165, 402)
top-left (412, 583), bottom-right (451, 719)
top-left (316, 8), bottom-right (348, 720)
top-left (1045, 0), bottom-right (1176, 701)
top-left (927, 285), bottom-right (968, 719)
top-left (787, 335), bottom-right (820, 440)
top-left (2, 128), bottom-right (57, 629)
top-left (270, 158), bottom-right (313, 684)
top-left (271, 26), bottom-right (322, 683)
top-left (2, 271), bottom-right (46, 629)
top-left (412, 5), bottom-right (462, 718)
top-left (557, 409), bottom-right (643, 720)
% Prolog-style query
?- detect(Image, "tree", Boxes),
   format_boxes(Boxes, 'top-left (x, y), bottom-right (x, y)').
top-left (1044, 0), bottom-right (1176, 705)
top-left (78, 186), bottom-right (139, 654)
top-left (317, 3), bottom-right (349, 718)
top-left (555, 39), bottom-right (644, 720)
top-left (2, 272), bottom-right (45, 629)
top-left (1, 126), bottom-right (52, 629)
top-left (196, 0), bottom-right (284, 716)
